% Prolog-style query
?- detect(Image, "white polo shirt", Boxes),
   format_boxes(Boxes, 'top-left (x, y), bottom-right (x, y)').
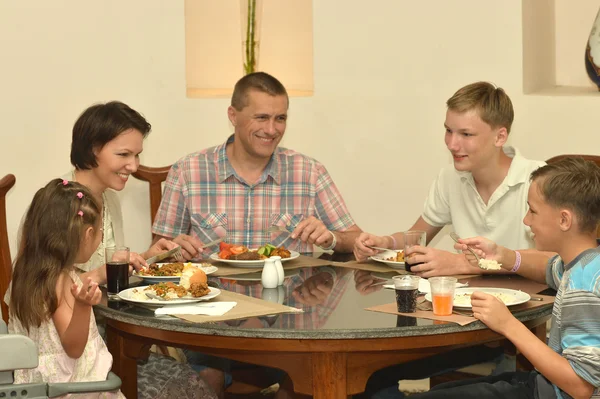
top-left (422, 147), bottom-right (546, 250)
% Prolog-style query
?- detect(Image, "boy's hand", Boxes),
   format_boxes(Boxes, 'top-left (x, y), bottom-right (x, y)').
top-left (71, 277), bottom-right (102, 307)
top-left (470, 291), bottom-right (516, 335)
top-left (353, 233), bottom-right (389, 261)
top-left (454, 236), bottom-right (501, 268)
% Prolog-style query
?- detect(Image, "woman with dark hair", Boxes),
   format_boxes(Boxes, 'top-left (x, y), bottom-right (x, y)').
top-left (64, 101), bottom-right (175, 271)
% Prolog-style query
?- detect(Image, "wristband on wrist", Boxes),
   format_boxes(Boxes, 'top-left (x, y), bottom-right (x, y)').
top-left (511, 250), bottom-right (522, 272)
top-left (322, 230), bottom-right (337, 251)
top-left (386, 235), bottom-right (397, 250)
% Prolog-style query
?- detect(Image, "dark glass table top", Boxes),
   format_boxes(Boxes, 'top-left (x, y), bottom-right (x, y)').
top-left (94, 253), bottom-right (553, 340)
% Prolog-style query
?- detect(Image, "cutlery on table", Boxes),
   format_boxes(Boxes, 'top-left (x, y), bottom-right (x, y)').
top-left (197, 237), bottom-right (225, 252)
top-left (529, 297), bottom-right (544, 301)
top-left (366, 245), bottom-right (402, 253)
top-left (145, 293), bottom-right (197, 301)
top-left (449, 232), bottom-right (481, 263)
top-left (144, 246), bottom-right (184, 265)
top-left (264, 225), bottom-right (292, 234)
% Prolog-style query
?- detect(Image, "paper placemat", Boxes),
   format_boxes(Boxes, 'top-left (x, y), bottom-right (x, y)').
top-left (365, 294), bottom-right (555, 326)
top-left (172, 290), bottom-right (302, 323)
top-left (210, 254), bottom-right (334, 277)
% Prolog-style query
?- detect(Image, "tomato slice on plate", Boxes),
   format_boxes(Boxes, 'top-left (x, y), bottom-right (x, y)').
top-left (229, 245), bottom-right (246, 255)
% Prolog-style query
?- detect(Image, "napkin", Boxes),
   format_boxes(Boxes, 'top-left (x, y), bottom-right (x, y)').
top-left (155, 301), bottom-right (237, 316)
top-left (383, 279), bottom-right (468, 293)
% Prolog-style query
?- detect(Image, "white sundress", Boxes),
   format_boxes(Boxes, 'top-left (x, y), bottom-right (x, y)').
top-left (8, 271), bottom-right (124, 398)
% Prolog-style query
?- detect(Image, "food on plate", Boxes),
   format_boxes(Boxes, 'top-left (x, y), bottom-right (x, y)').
top-left (180, 266), bottom-right (208, 288)
top-left (230, 251), bottom-right (262, 261)
top-left (130, 273), bottom-right (210, 301)
top-left (217, 242), bottom-right (291, 260)
top-left (453, 291), bottom-right (514, 307)
top-left (478, 259), bottom-right (502, 270)
top-left (139, 262), bottom-right (185, 276)
top-left (385, 251), bottom-right (405, 263)
top-left (137, 262), bottom-right (212, 277)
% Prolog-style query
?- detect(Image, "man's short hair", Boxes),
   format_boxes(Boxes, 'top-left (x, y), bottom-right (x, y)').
top-left (231, 72), bottom-right (288, 111)
top-left (446, 82), bottom-right (514, 134)
top-left (70, 101), bottom-right (151, 170)
top-left (531, 157), bottom-right (600, 233)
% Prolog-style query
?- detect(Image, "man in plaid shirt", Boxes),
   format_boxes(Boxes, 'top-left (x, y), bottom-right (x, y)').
top-left (152, 72), bottom-right (361, 261)
top-left (151, 72), bottom-right (362, 398)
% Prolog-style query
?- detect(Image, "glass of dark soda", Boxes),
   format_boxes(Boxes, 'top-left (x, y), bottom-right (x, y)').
top-left (403, 230), bottom-right (426, 272)
top-left (392, 275), bottom-right (421, 313)
top-left (105, 246), bottom-right (130, 296)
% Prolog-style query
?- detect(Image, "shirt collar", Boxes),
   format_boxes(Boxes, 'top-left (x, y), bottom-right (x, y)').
top-left (216, 134), bottom-right (281, 185)
top-left (458, 146), bottom-right (529, 187)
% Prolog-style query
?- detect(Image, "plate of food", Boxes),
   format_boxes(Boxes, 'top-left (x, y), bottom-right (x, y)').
top-left (369, 250), bottom-right (405, 269)
top-left (119, 267), bottom-right (220, 305)
top-left (210, 243), bottom-right (300, 268)
top-left (424, 287), bottom-right (531, 309)
top-left (134, 262), bottom-right (218, 283)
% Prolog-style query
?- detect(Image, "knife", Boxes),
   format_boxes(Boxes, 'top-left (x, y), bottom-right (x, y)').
top-left (197, 237), bottom-right (225, 252)
top-left (144, 246), bottom-right (184, 265)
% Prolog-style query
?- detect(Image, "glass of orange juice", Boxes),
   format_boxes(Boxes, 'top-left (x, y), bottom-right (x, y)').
top-left (429, 277), bottom-right (457, 316)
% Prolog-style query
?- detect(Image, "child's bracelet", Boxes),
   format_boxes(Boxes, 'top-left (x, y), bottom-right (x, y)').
top-left (386, 235), bottom-right (397, 250)
top-left (511, 250), bottom-right (522, 273)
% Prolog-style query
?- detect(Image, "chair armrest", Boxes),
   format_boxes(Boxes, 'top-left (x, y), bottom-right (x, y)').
top-left (0, 335), bottom-right (38, 372)
top-left (48, 372), bottom-right (122, 397)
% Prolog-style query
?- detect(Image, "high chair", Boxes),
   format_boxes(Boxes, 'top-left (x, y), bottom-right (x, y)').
top-left (0, 320), bottom-right (122, 398)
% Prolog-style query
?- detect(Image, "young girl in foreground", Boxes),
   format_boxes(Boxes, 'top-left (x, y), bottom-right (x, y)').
top-left (9, 179), bottom-right (217, 399)
top-left (9, 178), bottom-right (122, 397)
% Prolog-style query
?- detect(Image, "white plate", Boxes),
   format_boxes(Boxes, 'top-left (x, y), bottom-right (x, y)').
top-left (134, 263), bottom-right (218, 283)
top-left (117, 286), bottom-right (221, 306)
top-left (369, 250), bottom-right (406, 269)
top-left (424, 287), bottom-right (531, 309)
top-left (209, 250), bottom-right (300, 268)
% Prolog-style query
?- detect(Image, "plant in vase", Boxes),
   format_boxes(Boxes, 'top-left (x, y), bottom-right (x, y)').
top-left (241, 0), bottom-right (263, 75)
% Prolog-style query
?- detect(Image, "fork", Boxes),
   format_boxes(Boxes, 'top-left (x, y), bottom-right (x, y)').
top-left (449, 232), bottom-right (481, 263)
top-left (265, 225), bottom-right (291, 234)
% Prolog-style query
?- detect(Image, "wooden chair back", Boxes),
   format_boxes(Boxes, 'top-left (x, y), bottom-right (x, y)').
top-left (0, 174), bottom-right (16, 323)
top-left (545, 154), bottom-right (600, 238)
top-left (132, 165), bottom-right (171, 225)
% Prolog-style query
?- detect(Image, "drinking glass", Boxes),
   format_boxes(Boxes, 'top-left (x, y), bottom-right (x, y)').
top-left (392, 275), bottom-right (421, 313)
top-left (403, 230), bottom-right (426, 272)
top-left (105, 246), bottom-right (130, 295)
top-left (429, 276), bottom-right (457, 316)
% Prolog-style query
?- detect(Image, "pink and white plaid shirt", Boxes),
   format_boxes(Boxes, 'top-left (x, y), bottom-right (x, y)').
top-left (152, 136), bottom-right (356, 253)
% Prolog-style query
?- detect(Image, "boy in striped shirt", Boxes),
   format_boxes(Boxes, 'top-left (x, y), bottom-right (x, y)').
top-left (413, 157), bottom-right (600, 398)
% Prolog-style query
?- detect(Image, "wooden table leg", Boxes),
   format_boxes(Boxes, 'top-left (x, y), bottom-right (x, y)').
top-left (106, 325), bottom-right (148, 399)
top-left (312, 352), bottom-right (348, 399)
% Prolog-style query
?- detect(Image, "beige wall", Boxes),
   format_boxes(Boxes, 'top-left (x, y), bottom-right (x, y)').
top-left (2, 0), bottom-right (600, 262)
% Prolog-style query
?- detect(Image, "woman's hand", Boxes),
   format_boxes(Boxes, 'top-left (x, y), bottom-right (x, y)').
top-left (71, 277), bottom-right (102, 307)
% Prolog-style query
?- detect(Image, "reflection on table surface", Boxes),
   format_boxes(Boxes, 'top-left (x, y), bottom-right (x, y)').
top-left (97, 252), bottom-right (554, 334)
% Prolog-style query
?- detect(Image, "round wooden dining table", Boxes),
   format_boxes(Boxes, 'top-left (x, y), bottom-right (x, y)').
top-left (95, 258), bottom-right (552, 399)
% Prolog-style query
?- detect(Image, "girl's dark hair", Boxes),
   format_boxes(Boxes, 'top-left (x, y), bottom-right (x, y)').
top-left (10, 178), bottom-right (101, 331)
top-left (70, 101), bottom-right (151, 170)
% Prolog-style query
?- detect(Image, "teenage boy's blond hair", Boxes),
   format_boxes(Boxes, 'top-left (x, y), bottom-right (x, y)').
top-left (446, 82), bottom-right (514, 133)
top-left (531, 157), bottom-right (600, 233)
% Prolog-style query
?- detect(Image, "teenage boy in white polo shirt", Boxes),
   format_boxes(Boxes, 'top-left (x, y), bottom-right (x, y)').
top-left (353, 81), bottom-right (548, 278)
